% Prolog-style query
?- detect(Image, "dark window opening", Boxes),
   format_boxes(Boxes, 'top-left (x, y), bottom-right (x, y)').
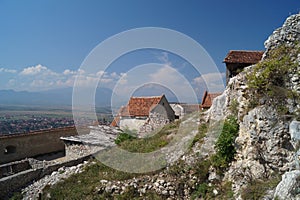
top-left (4, 145), bottom-right (16, 154)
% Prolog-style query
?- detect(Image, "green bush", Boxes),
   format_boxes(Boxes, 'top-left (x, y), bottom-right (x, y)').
top-left (115, 132), bottom-right (136, 145)
top-left (211, 116), bottom-right (239, 171)
top-left (191, 181), bottom-right (234, 199)
top-left (246, 44), bottom-right (300, 114)
top-left (191, 183), bottom-right (210, 199)
top-left (229, 99), bottom-right (239, 116)
top-left (9, 192), bottom-right (23, 200)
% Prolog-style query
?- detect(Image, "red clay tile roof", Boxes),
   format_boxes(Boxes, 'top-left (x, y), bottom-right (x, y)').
top-left (111, 96), bottom-right (164, 127)
top-left (223, 50), bottom-right (264, 64)
top-left (111, 106), bottom-right (129, 127)
top-left (110, 117), bottom-right (118, 127)
top-left (110, 114), bottom-right (120, 127)
top-left (118, 95), bottom-right (163, 118)
top-left (201, 91), bottom-right (222, 109)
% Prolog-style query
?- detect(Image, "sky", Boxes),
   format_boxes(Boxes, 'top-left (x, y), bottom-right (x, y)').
top-left (0, 0), bottom-right (300, 101)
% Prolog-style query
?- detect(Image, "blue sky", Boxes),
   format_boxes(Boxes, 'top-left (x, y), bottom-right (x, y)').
top-left (0, 0), bottom-right (299, 100)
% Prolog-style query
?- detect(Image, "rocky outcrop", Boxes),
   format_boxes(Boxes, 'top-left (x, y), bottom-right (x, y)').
top-left (62, 125), bottom-right (120, 159)
top-left (264, 14), bottom-right (300, 56)
top-left (207, 13), bottom-right (300, 199)
top-left (274, 170), bottom-right (300, 200)
top-left (22, 161), bottom-right (90, 199)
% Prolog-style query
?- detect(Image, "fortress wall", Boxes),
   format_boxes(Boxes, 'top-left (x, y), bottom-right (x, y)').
top-left (0, 155), bottom-right (90, 200)
top-left (0, 127), bottom-right (77, 164)
top-left (0, 160), bottom-right (31, 179)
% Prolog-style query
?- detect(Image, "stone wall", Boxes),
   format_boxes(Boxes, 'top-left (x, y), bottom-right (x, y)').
top-left (119, 117), bottom-right (147, 132)
top-left (64, 143), bottom-right (106, 159)
top-left (0, 155), bottom-right (90, 200)
top-left (138, 112), bottom-right (170, 137)
top-left (0, 160), bottom-right (31, 179)
top-left (0, 127), bottom-right (77, 164)
top-left (62, 125), bottom-right (119, 159)
top-left (153, 96), bottom-right (175, 122)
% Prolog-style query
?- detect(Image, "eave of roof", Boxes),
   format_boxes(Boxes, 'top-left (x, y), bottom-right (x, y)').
top-left (223, 50), bottom-right (264, 64)
top-left (119, 95), bottom-right (164, 117)
top-left (201, 91), bottom-right (222, 108)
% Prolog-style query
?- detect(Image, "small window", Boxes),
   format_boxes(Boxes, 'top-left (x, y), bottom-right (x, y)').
top-left (4, 145), bottom-right (16, 154)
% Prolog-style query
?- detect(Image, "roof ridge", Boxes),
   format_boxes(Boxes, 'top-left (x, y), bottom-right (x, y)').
top-left (130, 95), bottom-right (164, 99)
top-left (208, 92), bottom-right (223, 94)
top-left (229, 50), bottom-right (264, 52)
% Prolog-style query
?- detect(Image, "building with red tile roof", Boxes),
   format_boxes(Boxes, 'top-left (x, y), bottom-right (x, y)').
top-left (224, 50), bottom-right (264, 84)
top-left (111, 95), bottom-right (175, 133)
top-left (201, 90), bottom-right (222, 109)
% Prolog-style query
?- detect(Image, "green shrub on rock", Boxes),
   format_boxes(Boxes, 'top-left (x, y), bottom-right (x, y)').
top-left (246, 44), bottom-right (300, 114)
top-left (211, 116), bottom-right (239, 171)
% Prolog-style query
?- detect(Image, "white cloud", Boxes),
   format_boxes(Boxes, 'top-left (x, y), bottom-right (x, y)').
top-left (7, 79), bottom-right (16, 86)
top-left (118, 73), bottom-right (128, 85)
top-left (149, 65), bottom-right (181, 84)
top-left (110, 72), bottom-right (119, 78)
top-left (157, 52), bottom-right (171, 65)
top-left (63, 69), bottom-right (77, 75)
top-left (0, 68), bottom-right (17, 73)
top-left (20, 64), bottom-right (47, 75)
top-left (193, 72), bottom-right (226, 92)
top-left (0, 64), bottom-right (125, 91)
top-left (1, 61), bottom-right (225, 99)
top-left (149, 66), bottom-right (197, 102)
top-left (96, 70), bottom-right (105, 77)
top-left (112, 64), bottom-right (198, 103)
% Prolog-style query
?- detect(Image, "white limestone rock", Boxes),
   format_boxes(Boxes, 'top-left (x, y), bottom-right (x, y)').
top-left (274, 170), bottom-right (300, 200)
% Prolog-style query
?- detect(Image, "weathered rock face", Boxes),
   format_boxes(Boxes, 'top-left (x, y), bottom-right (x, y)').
top-left (226, 106), bottom-right (294, 196)
top-left (139, 112), bottom-right (170, 138)
top-left (62, 125), bottom-right (120, 159)
top-left (274, 170), bottom-right (300, 200)
top-left (208, 13), bottom-right (300, 199)
top-left (264, 14), bottom-right (300, 56)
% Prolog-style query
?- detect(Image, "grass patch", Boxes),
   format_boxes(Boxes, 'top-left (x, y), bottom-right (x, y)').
top-left (241, 175), bottom-right (281, 200)
top-left (191, 181), bottom-right (234, 200)
top-left (168, 158), bottom-right (212, 199)
top-left (42, 160), bottom-right (137, 200)
top-left (9, 192), bottom-right (23, 200)
top-left (190, 123), bottom-right (208, 149)
top-left (115, 130), bottom-right (136, 145)
top-left (229, 99), bottom-right (239, 116)
top-left (117, 121), bottom-right (179, 153)
top-left (114, 187), bottom-right (162, 200)
top-left (191, 183), bottom-right (211, 199)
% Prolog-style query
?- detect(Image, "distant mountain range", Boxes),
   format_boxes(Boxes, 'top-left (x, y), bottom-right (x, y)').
top-left (0, 85), bottom-right (197, 109)
top-left (0, 87), bottom-right (116, 107)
